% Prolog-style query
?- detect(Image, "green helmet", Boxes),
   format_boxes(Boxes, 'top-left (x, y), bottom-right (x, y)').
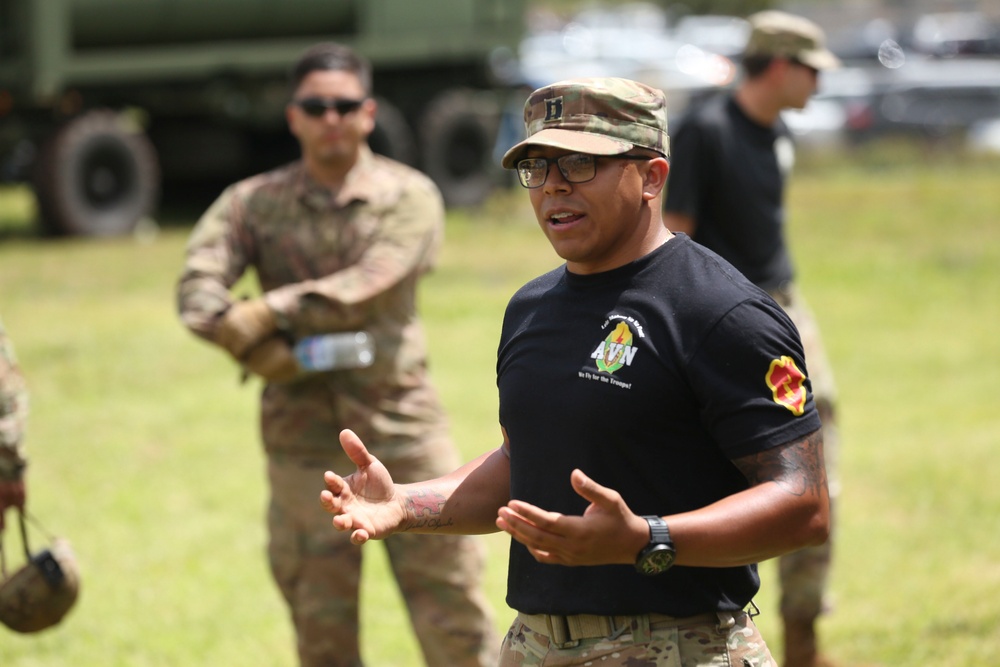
top-left (0, 512), bottom-right (80, 633)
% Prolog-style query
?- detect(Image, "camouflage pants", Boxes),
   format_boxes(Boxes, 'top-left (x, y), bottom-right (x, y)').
top-left (498, 610), bottom-right (776, 666)
top-left (266, 442), bottom-right (497, 667)
top-left (770, 283), bottom-right (839, 623)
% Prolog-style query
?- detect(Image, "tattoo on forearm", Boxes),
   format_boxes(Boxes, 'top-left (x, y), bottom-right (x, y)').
top-left (734, 429), bottom-right (826, 497)
top-left (401, 489), bottom-right (455, 531)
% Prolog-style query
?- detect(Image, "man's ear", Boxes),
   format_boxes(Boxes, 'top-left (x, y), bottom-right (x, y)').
top-left (360, 97), bottom-right (378, 138)
top-left (642, 157), bottom-right (669, 200)
top-left (768, 57), bottom-right (792, 82)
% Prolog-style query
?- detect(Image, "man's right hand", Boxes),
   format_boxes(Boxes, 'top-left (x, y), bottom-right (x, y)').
top-left (320, 429), bottom-right (405, 545)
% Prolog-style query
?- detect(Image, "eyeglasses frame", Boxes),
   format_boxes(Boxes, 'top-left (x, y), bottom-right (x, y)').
top-left (515, 153), bottom-right (653, 189)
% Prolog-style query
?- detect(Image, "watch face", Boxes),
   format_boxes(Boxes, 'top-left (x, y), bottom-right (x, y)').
top-left (637, 545), bottom-right (675, 576)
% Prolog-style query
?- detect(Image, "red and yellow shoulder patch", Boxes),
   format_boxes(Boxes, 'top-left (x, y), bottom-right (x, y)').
top-left (765, 356), bottom-right (807, 416)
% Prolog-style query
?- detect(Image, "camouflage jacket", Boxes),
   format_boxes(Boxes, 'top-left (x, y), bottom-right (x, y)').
top-left (176, 148), bottom-right (449, 449)
top-left (0, 318), bottom-right (28, 480)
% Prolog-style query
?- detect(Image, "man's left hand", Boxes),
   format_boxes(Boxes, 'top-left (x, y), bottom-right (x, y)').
top-left (243, 337), bottom-right (300, 383)
top-left (215, 298), bottom-right (278, 360)
top-left (496, 469), bottom-right (648, 567)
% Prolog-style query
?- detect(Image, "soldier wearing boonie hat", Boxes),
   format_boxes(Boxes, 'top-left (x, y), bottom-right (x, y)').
top-left (501, 77), bottom-right (669, 168)
top-left (664, 11), bottom-right (842, 667)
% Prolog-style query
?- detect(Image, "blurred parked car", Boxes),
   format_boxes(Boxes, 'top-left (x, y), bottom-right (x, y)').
top-left (842, 57), bottom-right (1000, 143)
top-left (518, 6), bottom-right (1000, 152)
top-left (517, 4), bottom-right (738, 116)
top-left (785, 13), bottom-right (1000, 149)
top-left (910, 11), bottom-right (1000, 57)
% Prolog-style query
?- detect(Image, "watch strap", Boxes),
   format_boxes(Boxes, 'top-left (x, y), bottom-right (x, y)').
top-left (643, 515), bottom-right (670, 544)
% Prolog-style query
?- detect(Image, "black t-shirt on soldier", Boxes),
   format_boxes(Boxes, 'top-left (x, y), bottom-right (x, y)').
top-left (497, 235), bottom-right (820, 617)
top-left (664, 93), bottom-right (794, 292)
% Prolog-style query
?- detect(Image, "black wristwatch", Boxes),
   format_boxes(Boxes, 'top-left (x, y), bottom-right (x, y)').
top-left (634, 516), bottom-right (676, 576)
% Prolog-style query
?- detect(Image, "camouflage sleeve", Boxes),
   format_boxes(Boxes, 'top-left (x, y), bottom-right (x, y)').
top-left (176, 185), bottom-right (255, 341)
top-left (0, 321), bottom-right (28, 481)
top-left (263, 175), bottom-right (444, 319)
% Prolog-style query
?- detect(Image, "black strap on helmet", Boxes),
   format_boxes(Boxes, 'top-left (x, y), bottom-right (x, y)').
top-left (1, 508), bottom-right (63, 587)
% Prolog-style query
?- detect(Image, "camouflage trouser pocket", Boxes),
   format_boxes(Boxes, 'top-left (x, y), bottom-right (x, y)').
top-left (718, 611), bottom-right (778, 667)
top-left (498, 611), bottom-right (776, 667)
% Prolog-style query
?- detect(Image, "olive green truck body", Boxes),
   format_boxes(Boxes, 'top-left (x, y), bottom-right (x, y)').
top-left (0, 0), bottom-right (525, 234)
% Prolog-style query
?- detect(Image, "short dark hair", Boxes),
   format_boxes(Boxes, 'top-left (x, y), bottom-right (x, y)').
top-left (290, 43), bottom-right (372, 95)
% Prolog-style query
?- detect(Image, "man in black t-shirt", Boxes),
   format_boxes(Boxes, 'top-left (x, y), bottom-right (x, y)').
top-left (321, 76), bottom-right (829, 667)
top-left (663, 12), bottom-right (841, 667)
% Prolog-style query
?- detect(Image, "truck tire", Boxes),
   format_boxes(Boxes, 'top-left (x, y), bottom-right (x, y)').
top-left (418, 89), bottom-right (501, 208)
top-left (368, 97), bottom-right (417, 167)
top-left (32, 110), bottom-right (159, 236)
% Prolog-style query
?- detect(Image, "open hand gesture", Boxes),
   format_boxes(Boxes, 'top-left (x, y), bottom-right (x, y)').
top-left (496, 468), bottom-right (647, 566)
top-left (319, 429), bottom-right (405, 544)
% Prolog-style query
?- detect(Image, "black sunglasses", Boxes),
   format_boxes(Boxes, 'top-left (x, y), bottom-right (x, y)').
top-left (293, 97), bottom-right (366, 118)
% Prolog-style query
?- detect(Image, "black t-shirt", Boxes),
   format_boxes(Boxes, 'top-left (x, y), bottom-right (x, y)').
top-left (497, 235), bottom-right (820, 617)
top-left (664, 93), bottom-right (794, 292)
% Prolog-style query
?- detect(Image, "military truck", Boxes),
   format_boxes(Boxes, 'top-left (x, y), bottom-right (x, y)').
top-left (0, 0), bottom-right (526, 235)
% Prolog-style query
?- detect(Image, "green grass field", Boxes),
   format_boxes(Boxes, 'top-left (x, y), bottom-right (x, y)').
top-left (1, 149), bottom-right (998, 665)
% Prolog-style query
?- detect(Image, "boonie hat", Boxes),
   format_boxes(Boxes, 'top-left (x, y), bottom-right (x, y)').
top-left (501, 77), bottom-right (669, 168)
top-left (744, 10), bottom-right (841, 71)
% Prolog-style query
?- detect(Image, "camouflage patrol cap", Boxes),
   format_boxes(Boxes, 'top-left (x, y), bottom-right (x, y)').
top-left (744, 10), bottom-right (840, 71)
top-left (501, 77), bottom-right (669, 168)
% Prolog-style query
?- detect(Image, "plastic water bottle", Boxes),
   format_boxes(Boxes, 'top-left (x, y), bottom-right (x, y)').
top-left (293, 332), bottom-right (375, 372)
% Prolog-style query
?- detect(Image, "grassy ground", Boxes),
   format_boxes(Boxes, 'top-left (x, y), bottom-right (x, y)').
top-left (0, 149), bottom-right (998, 665)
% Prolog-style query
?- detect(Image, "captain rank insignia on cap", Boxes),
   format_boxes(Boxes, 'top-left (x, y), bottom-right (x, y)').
top-left (544, 97), bottom-right (564, 121)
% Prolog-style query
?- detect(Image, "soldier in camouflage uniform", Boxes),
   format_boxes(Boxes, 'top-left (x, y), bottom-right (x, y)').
top-left (663, 12), bottom-right (842, 667)
top-left (0, 317), bottom-right (28, 533)
top-left (321, 77), bottom-right (831, 667)
top-left (176, 43), bottom-right (496, 667)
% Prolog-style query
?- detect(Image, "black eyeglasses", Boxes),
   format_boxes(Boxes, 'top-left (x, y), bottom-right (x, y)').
top-left (293, 97), bottom-right (366, 118)
top-left (515, 153), bottom-right (651, 189)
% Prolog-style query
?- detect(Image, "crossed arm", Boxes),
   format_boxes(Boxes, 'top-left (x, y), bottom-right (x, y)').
top-left (320, 426), bottom-right (829, 568)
